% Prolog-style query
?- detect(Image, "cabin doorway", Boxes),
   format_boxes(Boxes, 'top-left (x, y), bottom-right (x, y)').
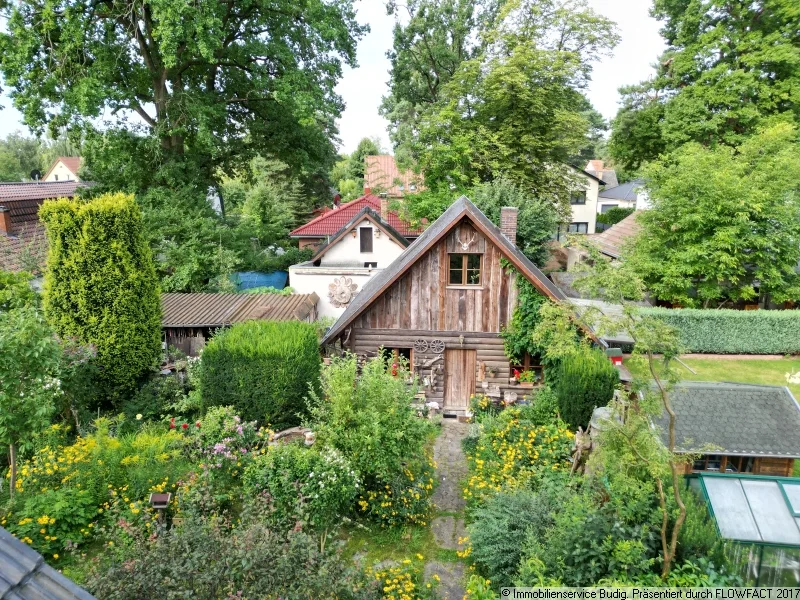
top-left (444, 349), bottom-right (476, 412)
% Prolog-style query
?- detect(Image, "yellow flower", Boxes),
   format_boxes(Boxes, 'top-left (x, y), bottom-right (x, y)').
top-left (53, 554), bottom-right (59, 559)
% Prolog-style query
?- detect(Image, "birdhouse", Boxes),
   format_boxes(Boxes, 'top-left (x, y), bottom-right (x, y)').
top-left (605, 348), bottom-right (623, 366)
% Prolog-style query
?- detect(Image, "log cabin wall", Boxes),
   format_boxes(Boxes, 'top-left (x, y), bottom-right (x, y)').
top-left (349, 219), bottom-right (525, 407)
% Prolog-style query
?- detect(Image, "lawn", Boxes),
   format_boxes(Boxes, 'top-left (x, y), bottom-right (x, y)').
top-left (624, 355), bottom-right (800, 397)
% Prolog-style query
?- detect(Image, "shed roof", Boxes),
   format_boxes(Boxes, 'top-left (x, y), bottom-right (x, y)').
top-left (161, 293), bottom-right (319, 328)
top-left (290, 194), bottom-right (422, 238)
top-left (0, 222), bottom-right (47, 273)
top-left (0, 526), bottom-right (96, 600)
top-left (589, 210), bottom-right (643, 259)
top-left (364, 155), bottom-right (423, 197)
top-left (699, 474), bottom-right (800, 546)
top-left (651, 382), bottom-right (800, 458)
top-left (322, 196), bottom-right (572, 344)
top-left (0, 181), bottom-right (85, 204)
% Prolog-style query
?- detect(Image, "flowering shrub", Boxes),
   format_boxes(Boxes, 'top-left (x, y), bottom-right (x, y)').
top-left (464, 574), bottom-right (497, 599)
top-left (469, 394), bottom-right (502, 421)
top-left (367, 554), bottom-right (437, 600)
top-left (463, 408), bottom-right (573, 507)
top-left (243, 444), bottom-right (360, 541)
top-left (357, 456), bottom-right (435, 528)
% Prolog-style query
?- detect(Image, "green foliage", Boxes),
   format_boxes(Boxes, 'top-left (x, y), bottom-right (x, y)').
top-left (518, 386), bottom-right (560, 426)
top-left (331, 137), bottom-right (383, 197)
top-left (643, 307), bottom-right (800, 354)
top-left (200, 320), bottom-right (321, 429)
top-left (627, 124), bottom-right (800, 307)
top-left (596, 206), bottom-right (635, 227)
top-left (0, 132), bottom-right (44, 182)
top-left (309, 354), bottom-right (436, 526)
top-left (243, 444), bottom-right (360, 534)
top-left (501, 278), bottom-right (548, 361)
top-left (84, 500), bottom-right (379, 600)
top-left (551, 346), bottom-right (618, 429)
top-left (0, 270), bottom-right (39, 311)
top-left (608, 0), bottom-right (800, 169)
top-left (121, 377), bottom-right (189, 426)
top-left (40, 192), bottom-right (162, 399)
top-left (0, 0), bottom-right (366, 190)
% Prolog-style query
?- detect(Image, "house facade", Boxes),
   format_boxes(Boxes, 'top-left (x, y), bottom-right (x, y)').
top-left (557, 166), bottom-right (606, 238)
top-left (43, 156), bottom-right (82, 182)
top-left (289, 207), bottom-right (411, 319)
top-left (597, 178), bottom-right (647, 214)
top-left (321, 197), bottom-right (572, 415)
top-left (364, 155), bottom-right (423, 197)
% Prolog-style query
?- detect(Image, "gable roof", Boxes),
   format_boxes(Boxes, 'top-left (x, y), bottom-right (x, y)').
top-left (311, 207), bottom-right (409, 262)
top-left (589, 210), bottom-right (643, 259)
top-left (161, 293), bottom-right (319, 328)
top-left (364, 155), bottom-right (423, 197)
top-left (322, 196), bottom-right (568, 344)
top-left (43, 157), bottom-right (81, 180)
top-left (0, 526), bottom-right (96, 600)
top-left (290, 194), bottom-right (423, 239)
top-left (599, 178), bottom-right (645, 201)
top-left (651, 382), bottom-right (800, 458)
top-left (568, 164), bottom-right (606, 185)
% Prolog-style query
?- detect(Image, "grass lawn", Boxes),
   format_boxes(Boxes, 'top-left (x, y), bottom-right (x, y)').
top-left (343, 523), bottom-right (458, 566)
top-left (624, 355), bottom-right (800, 397)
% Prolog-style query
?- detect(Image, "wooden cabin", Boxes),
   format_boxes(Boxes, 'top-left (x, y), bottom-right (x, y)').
top-left (321, 196), bottom-right (573, 415)
top-left (651, 382), bottom-right (800, 477)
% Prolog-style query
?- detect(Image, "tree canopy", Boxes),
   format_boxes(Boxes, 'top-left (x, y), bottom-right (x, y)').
top-left (609, 0), bottom-right (800, 170)
top-left (625, 123), bottom-right (800, 307)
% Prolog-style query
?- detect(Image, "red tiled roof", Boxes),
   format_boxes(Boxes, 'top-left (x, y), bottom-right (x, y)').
top-left (364, 155), bottom-right (423, 197)
top-left (44, 156), bottom-right (82, 180)
top-left (290, 194), bottom-right (423, 238)
top-left (0, 222), bottom-right (47, 274)
top-left (589, 211), bottom-right (643, 258)
top-left (0, 181), bottom-right (84, 203)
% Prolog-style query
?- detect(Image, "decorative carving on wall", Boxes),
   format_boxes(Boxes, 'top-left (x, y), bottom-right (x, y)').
top-left (414, 339), bottom-right (429, 353)
top-left (328, 277), bottom-right (359, 307)
top-left (429, 339), bottom-right (445, 354)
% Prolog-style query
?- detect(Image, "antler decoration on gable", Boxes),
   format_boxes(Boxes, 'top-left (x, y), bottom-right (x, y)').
top-left (458, 228), bottom-right (477, 250)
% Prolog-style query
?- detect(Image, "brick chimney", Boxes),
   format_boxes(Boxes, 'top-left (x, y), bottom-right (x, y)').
top-left (0, 206), bottom-right (11, 235)
top-left (380, 195), bottom-right (389, 222)
top-left (364, 187), bottom-right (372, 196)
top-left (500, 207), bottom-right (518, 246)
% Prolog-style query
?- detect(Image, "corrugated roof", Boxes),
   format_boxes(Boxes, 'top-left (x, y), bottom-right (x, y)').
top-left (589, 210), bottom-right (643, 258)
top-left (0, 526), bottom-right (96, 600)
top-left (290, 194), bottom-right (422, 238)
top-left (0, 181), bottom-right (84, 204)
top-left (322, 196), bottom-right (570, 344)
top-left (652, 382), bottom-right (800, 458)
top-left (599, 178), bottom-right (645, 201)
top-left (364, 155), bottom-right (424, 197)
top-left (161, 293), bottom-right (319, 328)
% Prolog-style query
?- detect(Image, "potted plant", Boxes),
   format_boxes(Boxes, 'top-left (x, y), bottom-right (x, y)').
top-left (486, 366), bottom-right (497, 378)
top-left (517, 369), bottom-right (537, 389)
top-left (510, 368), bottom-right (520, 385)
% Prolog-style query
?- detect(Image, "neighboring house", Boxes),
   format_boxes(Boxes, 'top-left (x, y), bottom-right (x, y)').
top-left (585, 159), bottom-right (619, 189)
top-left (0, 526), bottom-right (97, 600)
top-left (43, 156), bottom-right (82, 182)
top-left (0, 180), bottom-right (86, 273)
top-left (321, 197), bottom-right (583, 415)
top-left (558, 166), bottom-right (606, 238)
top-left (289, 206), bottom-right (413, 320)
top-left (597, 178), bottom-right (648, 214)
top-left (161, 292), bottom-right (319, 356)
top-left (651, 382), bottom-right (800, 477)
top-left (364, 155), bottom-right (423, 197)
top-left (289, 193), bottom-right (422, 250)
top-left (565, 210), bottom-right (643, 270)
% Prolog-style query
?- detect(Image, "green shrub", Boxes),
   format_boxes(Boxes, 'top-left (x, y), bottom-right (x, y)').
top-left (200, 320), bottom-right (321, 429)
top-left (596, 207), bottom-right (635, 227)
top-left (550, 347), bottom-right (618, 429)
top-left (643, 307), bottom-right (800, 354)
top-left (121, 376), bottom-right (188, 426)
top-left (40, 192), bottom-right (161, 399)
top-left (243, 444), bottom-right (359, 536)
top-left (518, 385), bottom-right (560, 426)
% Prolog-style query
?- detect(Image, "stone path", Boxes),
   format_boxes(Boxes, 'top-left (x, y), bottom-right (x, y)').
top-left (426, 419), bottom-right (470, 599)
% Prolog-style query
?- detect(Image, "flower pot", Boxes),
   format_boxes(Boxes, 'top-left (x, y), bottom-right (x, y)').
top-left (518, 382), bottom-right (534, 389)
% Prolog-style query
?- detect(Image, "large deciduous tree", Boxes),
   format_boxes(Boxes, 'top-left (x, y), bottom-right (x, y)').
top-left (40, 192), bottom-right (162, 400)
top-left (626, 123), bottom-right (800, 308)
top-left (609, 0), bottom-right (800, 170)
top-left (0, 0), bottom-right (366, 185)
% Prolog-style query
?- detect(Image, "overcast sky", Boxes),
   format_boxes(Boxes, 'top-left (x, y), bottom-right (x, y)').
top-left (0, 0), bottom-right (665, 154)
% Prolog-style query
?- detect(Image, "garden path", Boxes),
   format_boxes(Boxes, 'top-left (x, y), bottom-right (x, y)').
top-left (426, 418), bottom-right (469, 599)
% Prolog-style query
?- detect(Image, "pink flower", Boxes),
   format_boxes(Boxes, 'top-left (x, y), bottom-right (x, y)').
top-left (169, 418), bottom-right (176, 430)
top-left (182, 423), bottom-right (189, 430)
top-left (195, 421), bottom-right (201, 428)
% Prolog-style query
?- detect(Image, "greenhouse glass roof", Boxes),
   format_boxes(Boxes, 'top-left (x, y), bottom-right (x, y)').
top-left (699, 474), bottom-right (800, 546)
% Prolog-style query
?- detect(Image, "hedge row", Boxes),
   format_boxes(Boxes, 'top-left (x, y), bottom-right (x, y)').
top-left (643, 307), bottom-right (800, 354)
top-left (201, 320), bottom-right (321, 429)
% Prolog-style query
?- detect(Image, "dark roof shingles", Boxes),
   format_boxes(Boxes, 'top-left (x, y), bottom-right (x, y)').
top-left (652, 382), bottom-right (800, 457)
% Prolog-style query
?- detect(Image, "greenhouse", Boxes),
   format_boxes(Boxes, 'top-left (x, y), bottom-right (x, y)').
top-left (696, 473), bottom-right (800, 586)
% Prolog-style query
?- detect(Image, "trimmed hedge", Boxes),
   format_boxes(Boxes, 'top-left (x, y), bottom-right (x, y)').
top-left (643, 307), bottom-right (800, 354)
top-left (200, 320), bottom-right (321, 429)
top-left (550, 347), bottom-right (618, 429)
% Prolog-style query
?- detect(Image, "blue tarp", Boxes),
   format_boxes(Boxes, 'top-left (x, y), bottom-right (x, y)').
top-left (231, 271), bottom-right (288, 291)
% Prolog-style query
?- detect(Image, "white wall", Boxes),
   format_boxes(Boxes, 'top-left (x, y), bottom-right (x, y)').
top-left (44, 161), bottom-right (80, 182)
top-left (635, 189), bottom-right (651, 210)
top-left (597, 198), bottom-right (637, 214)
top-left (570, 177), bottom-right (599, 234)
top-left (319, 218), bottom-right (406, 267)
top-left (289, 264), bottom-right (378, 320)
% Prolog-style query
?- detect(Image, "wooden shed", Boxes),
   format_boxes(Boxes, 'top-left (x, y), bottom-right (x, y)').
top-left (161, 292), bottom-right (319, 356)
top-left (321, 196), bottom-right (575, 415)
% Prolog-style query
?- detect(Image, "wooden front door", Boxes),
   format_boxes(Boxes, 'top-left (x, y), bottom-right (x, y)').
top-left (444, 349), bottom-right (476, 411)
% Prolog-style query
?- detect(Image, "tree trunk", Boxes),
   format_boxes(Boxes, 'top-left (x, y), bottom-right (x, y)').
top-left (8, 443), bottom-right (17, 500)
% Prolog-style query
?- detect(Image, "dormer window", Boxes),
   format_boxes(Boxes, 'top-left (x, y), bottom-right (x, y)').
top-left (359, 227), bottom-right (373, 253)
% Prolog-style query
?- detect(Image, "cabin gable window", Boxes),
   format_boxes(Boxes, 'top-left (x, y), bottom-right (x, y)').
top-left (359, 227), bottom-right (373, 253)
top-left (448, 253), bottom-right (482, 286)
